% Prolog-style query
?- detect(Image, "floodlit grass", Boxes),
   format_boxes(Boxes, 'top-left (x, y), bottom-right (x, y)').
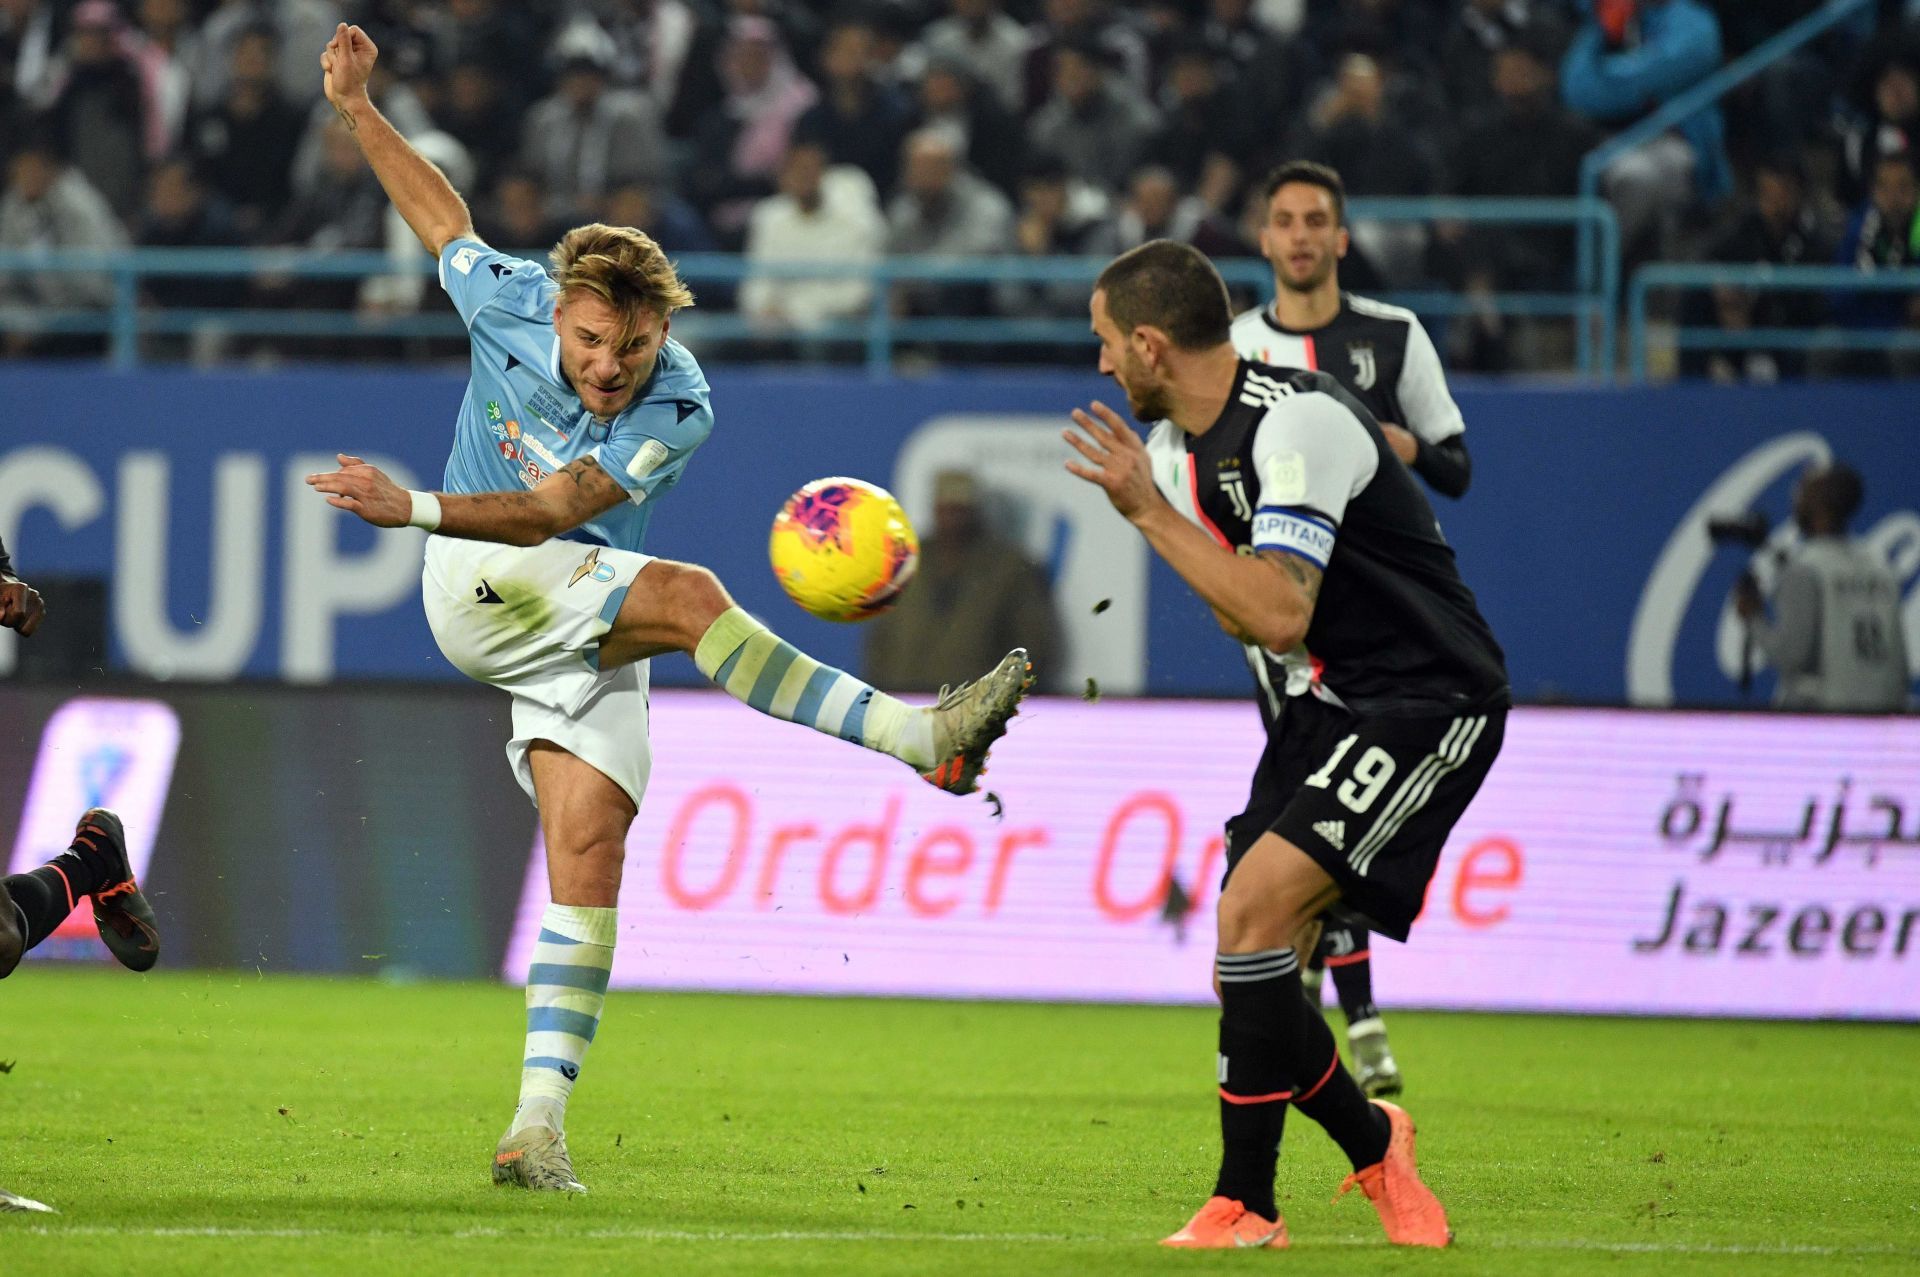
top-left (3, 968), bottom-right (1916, 1274)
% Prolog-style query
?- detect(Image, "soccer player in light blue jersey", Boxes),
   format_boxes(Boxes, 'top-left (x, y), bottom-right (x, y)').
top-left (304, 24), bottom-right (1033, 1194)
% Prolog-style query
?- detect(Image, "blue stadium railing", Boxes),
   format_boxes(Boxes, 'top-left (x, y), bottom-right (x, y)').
top-left (0, 197), bottom-right (1620, 377)
top-left (1626, 263), bottom-right (1920, 381)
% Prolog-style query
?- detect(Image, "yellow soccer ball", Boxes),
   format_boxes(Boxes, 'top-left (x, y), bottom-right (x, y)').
top-left (769, 477), bottom-right (920, 622)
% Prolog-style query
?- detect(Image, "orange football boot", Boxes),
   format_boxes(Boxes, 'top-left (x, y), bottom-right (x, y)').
top-left (1336, 1100), bottom-right (1452, 1247)
top-left (1160, 1196), bottom-right (1289, 1249)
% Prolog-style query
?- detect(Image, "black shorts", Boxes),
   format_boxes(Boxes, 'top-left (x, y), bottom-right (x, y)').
top-left (1224, 694), bottom-right (1506, 942)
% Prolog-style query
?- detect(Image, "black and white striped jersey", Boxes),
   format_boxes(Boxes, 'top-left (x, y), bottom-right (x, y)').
top-left (1146, 360), bottom-right (1508, 720)
top-left (1230, 294), bottom-right (1472, 499)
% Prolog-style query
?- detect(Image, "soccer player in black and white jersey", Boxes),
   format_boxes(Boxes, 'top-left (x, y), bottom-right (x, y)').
top-left (1232, 160), bottom-right (1475, 1097)
top-left (1065, 241), bottom-right (1507, 1250)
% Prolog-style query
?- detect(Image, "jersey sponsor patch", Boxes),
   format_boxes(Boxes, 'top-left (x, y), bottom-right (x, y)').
top-left (1259, 449), bottom-right (1308, 504)
top-left (450, 246), bottom-right (482, 275)
top-left (627, 438), bottom-right (671, 480)
top-left (1252, 507), bottom-right (1335, 568)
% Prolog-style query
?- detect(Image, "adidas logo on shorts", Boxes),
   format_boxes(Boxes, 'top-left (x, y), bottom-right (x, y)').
top-left (1312, 819), bottom-right (1346, 851)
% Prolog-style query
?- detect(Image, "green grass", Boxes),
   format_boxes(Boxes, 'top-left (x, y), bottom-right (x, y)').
top-left (3, 969), bottom-right (1916, 1275)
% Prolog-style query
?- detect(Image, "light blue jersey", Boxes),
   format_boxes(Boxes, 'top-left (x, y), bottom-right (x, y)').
top-left (436, 236), bottom-right (714, 554)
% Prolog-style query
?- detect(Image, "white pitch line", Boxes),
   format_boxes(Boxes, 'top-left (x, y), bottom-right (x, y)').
top-left (11, 1225), bottom-right (1918, 1257)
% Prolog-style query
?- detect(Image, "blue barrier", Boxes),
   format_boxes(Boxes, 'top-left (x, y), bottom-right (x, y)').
top-left (1627, 263), bottom-right (1920, 380)
top-left (0, 197), bottom-right (1619, 375)
top-left (0, 367), bottom-right (1914, 707)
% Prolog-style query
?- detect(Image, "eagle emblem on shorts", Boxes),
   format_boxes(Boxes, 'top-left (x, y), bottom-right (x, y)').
top-left (570, 548), bottom-right (617, 586)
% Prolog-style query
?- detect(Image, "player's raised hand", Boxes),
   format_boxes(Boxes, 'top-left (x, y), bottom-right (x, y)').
top-left (306, 453), bottom-right (410, 528)
top-left (0, 575), bottom-right (46, 638)
top-left (321, 22), bottom-right (378, 113)
top-left (1064, 400), bottom-right (1161, 523)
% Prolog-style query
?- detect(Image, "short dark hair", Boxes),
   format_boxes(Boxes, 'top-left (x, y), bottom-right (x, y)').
top-left (1095, 239), bottom-right (1231, 351)
top-left (1806, 462), bottom-right (1865, 527)
top-left (1259, 160), bottom-right (1346, 225)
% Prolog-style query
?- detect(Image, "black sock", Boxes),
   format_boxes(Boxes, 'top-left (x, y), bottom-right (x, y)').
top-left (1212, 949), bottom-right (1297, 1221)
top-left (1325, 924), bottom-right (1380, 1024)
top-left (3, 868), bottom-right (79, 949)
top-left (1289, 1032), bottom-right (1391, 1171)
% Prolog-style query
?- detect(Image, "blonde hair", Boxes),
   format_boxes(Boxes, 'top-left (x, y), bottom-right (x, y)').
top-left (549, 223), bottom-right (696, 347)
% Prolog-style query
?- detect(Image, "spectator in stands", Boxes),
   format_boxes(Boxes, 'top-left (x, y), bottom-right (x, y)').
top-left (1145, 39), bottom-right (1255, 198)
top-left (1561, 0), bottom-right (1732, 259)
top-left (47, 1), bottom-right (147, 218)
top-left (995, 153), bottom-right (1111, 321)
top-left (1833, 148), bottom-right (1920, 355)
top-left (444, 0), bottom-right (551, 80)
top-left (1443, 34), bottom-right (1601, 291)
top-left (0, 133), bottom-right (127, 353)
top-left (741, 141), bottom-right (884, 336)
top-left (193, 0), bottom-right (340, 113)
top-left (863, 469), bottom-right (1064, 694)
top-left (795, 16), bottom-right (912, 197)
top-left (1093, 165), bottom-right (1207, 253)
top-left (127, 0), bottom-right (200, 160)
top-left (1029, 40), bottom-right (1160, 193)
top-left (1838, 52), bottom-right (1919, 206)
top-left (1292, 52), bottom-right (1439, 198)
top-left (1441, 0), bottom-right (1571, 115)
top-left (185, 24), bottom-right (306, 238)
top-left (434, 61), bottom-right (519, 196)
top-left (1200, 0), bottom-right (1314, 129)
top-left (604, 181), bottom-right (717, 255)
top-left (1683, 156), bottom-right (1830, 381)
top-left (688, 14), bottom-right (818, 245)
top-left (1735, 462), bottom-right (1911, 712)
top-left (266, 116), bottom-right (386, 249)
top-left (1022, 0), bottom-right (1149, 114)
top-left (909, 56), bottom-right (1025, 196)
top-left (914, 0), bottom-right (1030, 115)
top-left (474, 169), bottom-right (575, 253)
top-left (886, 127), bottom-right (1013, 317)
top-left (518, 42), bottom-right (670, 222)
top-left (133, 156), bottom-right (243, 317)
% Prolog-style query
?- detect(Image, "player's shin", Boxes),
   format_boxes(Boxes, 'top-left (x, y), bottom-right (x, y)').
top-left (692, 605), bottom-right (934, 767)
top-left (1283, 970), bottom-right (1392, 1171)
top-left (0, 829), bottom-right (119, 962)
top-left (511, 903), bottom-right (617, 1136)
top-left (1213, 950), bottom-right (1299, 1222)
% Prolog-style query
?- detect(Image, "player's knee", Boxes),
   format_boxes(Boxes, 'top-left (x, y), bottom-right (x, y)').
top-left (652, 561), bottom-right (732, 644)
top-left (1216, 877), bottom-right (1308, 954)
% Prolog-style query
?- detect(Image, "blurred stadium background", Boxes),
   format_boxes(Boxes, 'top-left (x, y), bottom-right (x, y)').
top-left (2, 0), bottom-right (1918, 1269)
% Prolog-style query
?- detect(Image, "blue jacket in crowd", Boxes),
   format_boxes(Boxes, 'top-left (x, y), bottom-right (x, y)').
top-left (1561, 0), bottom-right (1732, 204)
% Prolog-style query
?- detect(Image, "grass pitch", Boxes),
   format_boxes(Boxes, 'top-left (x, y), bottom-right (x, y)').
top-left (3, 969), bottom-right (1916, 1275)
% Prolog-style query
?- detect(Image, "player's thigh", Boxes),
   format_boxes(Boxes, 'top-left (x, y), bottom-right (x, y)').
top-left (1217, 833), bottom-right (1341, 954)
top-left (422, 537), bottom-right (652, 683)
top-left (528, 741), bottom-right (638, 905)
top-left (597, 558), bottom-right (735, 669)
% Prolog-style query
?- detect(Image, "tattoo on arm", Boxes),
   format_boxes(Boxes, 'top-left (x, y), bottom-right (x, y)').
top-left (334, 104), bottom-right (359, 133)
top-left (1263, 550), bottom-right (1323, 603)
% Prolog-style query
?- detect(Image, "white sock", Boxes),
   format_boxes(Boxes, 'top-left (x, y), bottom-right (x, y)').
top-left (509, 902), bottom-right (616, 1136)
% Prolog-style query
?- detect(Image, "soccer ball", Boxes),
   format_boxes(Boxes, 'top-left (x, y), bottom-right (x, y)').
top-left (769, 477), bottom-right (920, 622)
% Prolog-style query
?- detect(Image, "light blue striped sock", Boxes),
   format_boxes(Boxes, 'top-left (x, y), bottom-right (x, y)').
top-left (693, 607), bottom-right (934, 768)
top-left (509, 903), bottom-right (616, 1136)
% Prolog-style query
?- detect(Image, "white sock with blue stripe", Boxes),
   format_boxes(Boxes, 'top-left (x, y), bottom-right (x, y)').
top-left (693, 607), bottom-right (935, 768)
top-left (509, 902), bottom-right (616, 1137)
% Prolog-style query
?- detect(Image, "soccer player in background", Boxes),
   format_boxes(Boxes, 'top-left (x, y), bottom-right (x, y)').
top-left (305, 24), bottom-right (1032, 1193)
top-left (0, 534), bottom-right (161, 982)
top-left (1065, 241), bottom-right (1507, 1249)
top-left (1229, 160), bottom-right (1477, 1097)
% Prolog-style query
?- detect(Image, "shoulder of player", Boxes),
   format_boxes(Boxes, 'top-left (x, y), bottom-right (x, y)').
top-left (1341, 292), bottom-right (1424, 334)
top-left (1247, 381), bottom-right (1372, 449)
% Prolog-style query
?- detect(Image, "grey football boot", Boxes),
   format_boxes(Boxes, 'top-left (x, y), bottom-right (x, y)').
top-left (918, 648), bottom-right (1035, 795)
top-left (492, 1125), bottom-right (587, 1193)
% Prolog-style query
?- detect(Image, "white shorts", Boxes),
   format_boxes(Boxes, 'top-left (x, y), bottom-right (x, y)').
top-left (422, 536), bottom-right (655, 810)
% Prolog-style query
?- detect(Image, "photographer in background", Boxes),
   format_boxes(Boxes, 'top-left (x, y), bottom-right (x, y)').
top-left (1734, 463), bottom-right (1912, 712)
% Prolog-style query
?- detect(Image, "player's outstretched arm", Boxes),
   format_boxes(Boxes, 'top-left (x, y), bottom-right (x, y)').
top-left (305, 455), bottom-right (628, 547)
top-left (1064, 401), bottom-right (1318, 652)
top-left (321, 23), bottom-right (474, 255)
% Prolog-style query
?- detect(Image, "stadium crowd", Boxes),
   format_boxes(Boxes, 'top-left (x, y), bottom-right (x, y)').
top-left (1, 0), bottom-right (1917, 371)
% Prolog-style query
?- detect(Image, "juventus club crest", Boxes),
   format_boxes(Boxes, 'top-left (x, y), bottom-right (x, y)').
top-left (1348, 342), bottom-right (1378, 390)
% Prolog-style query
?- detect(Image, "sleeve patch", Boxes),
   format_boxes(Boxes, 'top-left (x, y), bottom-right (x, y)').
top-left (626, 438), bottom-right (671, 480)
top-left (1252, 508), bottom-right (1335, 568)
top-left (1259, 449), bottom-right (1307, 504)
top-left (450, 246), bottom-right (482, 275)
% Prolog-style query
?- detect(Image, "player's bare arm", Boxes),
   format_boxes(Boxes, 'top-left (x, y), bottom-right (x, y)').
top-left (1065, 400), bottom-right (1318, 652)
top-left (0, 568), bottom-right (46, 638)
top-left (305, 454), bottom-right (628, 546)
top-left (321, 23), bottom-right (475, 255)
